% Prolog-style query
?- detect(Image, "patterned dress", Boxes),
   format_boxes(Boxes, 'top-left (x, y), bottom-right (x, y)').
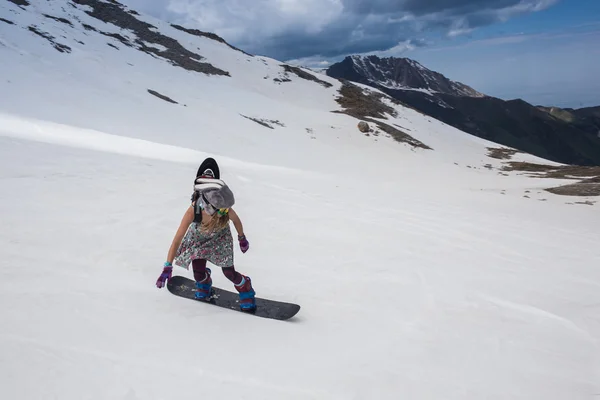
top-left (173, 222), bottom-right (234, 270)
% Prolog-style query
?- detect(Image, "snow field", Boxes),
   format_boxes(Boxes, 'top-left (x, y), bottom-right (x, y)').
top-left (1, 128), bottom-right (599, 399)
top-left (1, 1), bottom-right (599, 398)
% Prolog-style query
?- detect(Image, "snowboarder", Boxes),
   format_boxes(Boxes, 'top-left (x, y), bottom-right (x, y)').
top-left (155, 168), bottom-right (255, 311)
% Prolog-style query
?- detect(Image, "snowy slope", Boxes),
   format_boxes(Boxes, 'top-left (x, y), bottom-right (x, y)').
top-left (2, 118), bottom-right (599, 400)
top-left (0, 0), bottom-right (548, 176)
top-left (1, 1), bottom-right (600, 400)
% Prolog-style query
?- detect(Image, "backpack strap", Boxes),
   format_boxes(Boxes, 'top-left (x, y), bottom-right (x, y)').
top-left (191, 192), bottom-right (203, 223)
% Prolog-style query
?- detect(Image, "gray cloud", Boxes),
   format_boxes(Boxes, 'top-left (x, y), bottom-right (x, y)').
top-left (400, 0), bottom-right (520, 16)
top-left (119, 0), bottom-right (560, 61)
top-left (339, 0), bottom-right (516, 15)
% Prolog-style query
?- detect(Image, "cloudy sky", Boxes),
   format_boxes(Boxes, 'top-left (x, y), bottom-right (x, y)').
top-left (121, 0), bottom-right (600, 107)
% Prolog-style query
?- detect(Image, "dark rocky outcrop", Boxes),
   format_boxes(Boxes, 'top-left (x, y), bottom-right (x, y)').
top-left (281, 65), bottom-right (332, 88)
top-left (357, 121), bottom-right (370, 133)
top-left (147, 89), bottom-right (178, 104)
top-left (328, 55), bottom-right (482, 97)
top-left (28, 25), bottom-right (71, 53)
top-left (71, 0), bottom-right (229, 77)
top-left (82, 23), bottom-right (97, 32)
top-left (7, 0), bottom-right (30, 7)
top-left (43, 14), bottom-right (73, 27)
top-left (240, 115), bottom-right (285, 129)
top-left (171, 23), bottom-right (252, 56)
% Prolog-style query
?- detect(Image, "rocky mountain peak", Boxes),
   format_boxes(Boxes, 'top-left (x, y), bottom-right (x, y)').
top-left (328, 55), bottom-right (484, 98)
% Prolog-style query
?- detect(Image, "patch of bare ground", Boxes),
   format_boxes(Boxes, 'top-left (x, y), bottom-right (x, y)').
top-left (502, 162), bottom-right (600, 177)
top-left (332, 81), bottom-right (431, 150)
top-left (281, 65), bottom-right (333, 88)
top-left (367, 119), bottom-right (431, 150)
top-left (503, 161), bottom-right (600, 197)
top-left (487, 147), bottom-right (521, 160)
top-left (501, 162), bottom-right (557, 174)
top-left (545, 167), bottom-right (600, 179)
top-left (546, 181), bottom-right (600, 197)
top-left (333, 81), bottom-right (396, 119)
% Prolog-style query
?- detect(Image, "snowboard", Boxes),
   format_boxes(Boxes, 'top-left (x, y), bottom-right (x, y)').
top-left (166, 276), bottom-right (301, 321)
top-left (196, 157), bottom-right (220, 180)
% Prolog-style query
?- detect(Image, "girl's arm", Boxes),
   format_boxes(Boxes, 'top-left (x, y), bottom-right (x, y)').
top-left (166, 206), bottom-right (195, 264)
top-left (228, 208), bottom-right (245, 238)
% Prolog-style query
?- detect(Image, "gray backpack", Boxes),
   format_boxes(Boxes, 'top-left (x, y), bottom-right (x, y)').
top-left (192, 178), bottom-right (235, 219)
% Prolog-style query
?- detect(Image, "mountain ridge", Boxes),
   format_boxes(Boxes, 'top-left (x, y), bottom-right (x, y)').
top-left (329, 55), bottom-right (485, 98)
top-left (326, 55), bottom-right (600, 166)
top-left (2, 0), bottom-right (599, 195)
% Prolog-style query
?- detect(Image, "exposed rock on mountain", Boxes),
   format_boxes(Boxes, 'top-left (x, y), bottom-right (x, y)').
top-left (170, 23), bottom-right (252, 56)
top-left (332, 81), bottom-right (431, 150)
top-left (70, 0), bottom-right (229, 76)
top-left (327, 56), bottom-right (600, 166)
top-left (327, 55), bottom-right (484, 97)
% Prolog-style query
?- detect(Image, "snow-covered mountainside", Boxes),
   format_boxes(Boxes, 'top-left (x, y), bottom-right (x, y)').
top-left (1, 1), bottom-right (600, 399)
top-left (1, 0), bottom-right (557, 174)
top-left (327, 55), bottom-right (600, 166)
top-left (328, 55), bottom-right (485, 97)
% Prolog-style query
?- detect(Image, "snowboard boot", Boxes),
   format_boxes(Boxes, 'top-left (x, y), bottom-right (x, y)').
top-left (194, 267), bottom-right (212, 300)
top-left (234, 275), bottom-right (256, 311)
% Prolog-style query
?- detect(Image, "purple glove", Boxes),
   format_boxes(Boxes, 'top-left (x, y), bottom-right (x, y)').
top-left (238, 235), bottom-right (249, 253)
top-left (156, 263), bottom-right (172, 288)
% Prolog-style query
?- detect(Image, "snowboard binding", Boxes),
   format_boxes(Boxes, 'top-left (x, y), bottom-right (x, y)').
top-left (194, 267), bottom-right (213, 300)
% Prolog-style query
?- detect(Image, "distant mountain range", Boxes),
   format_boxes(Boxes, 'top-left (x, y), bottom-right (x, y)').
top-left (539, 105), bottom-right (600, 136)
top-left (326, 56), bottom-right (600, 166)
